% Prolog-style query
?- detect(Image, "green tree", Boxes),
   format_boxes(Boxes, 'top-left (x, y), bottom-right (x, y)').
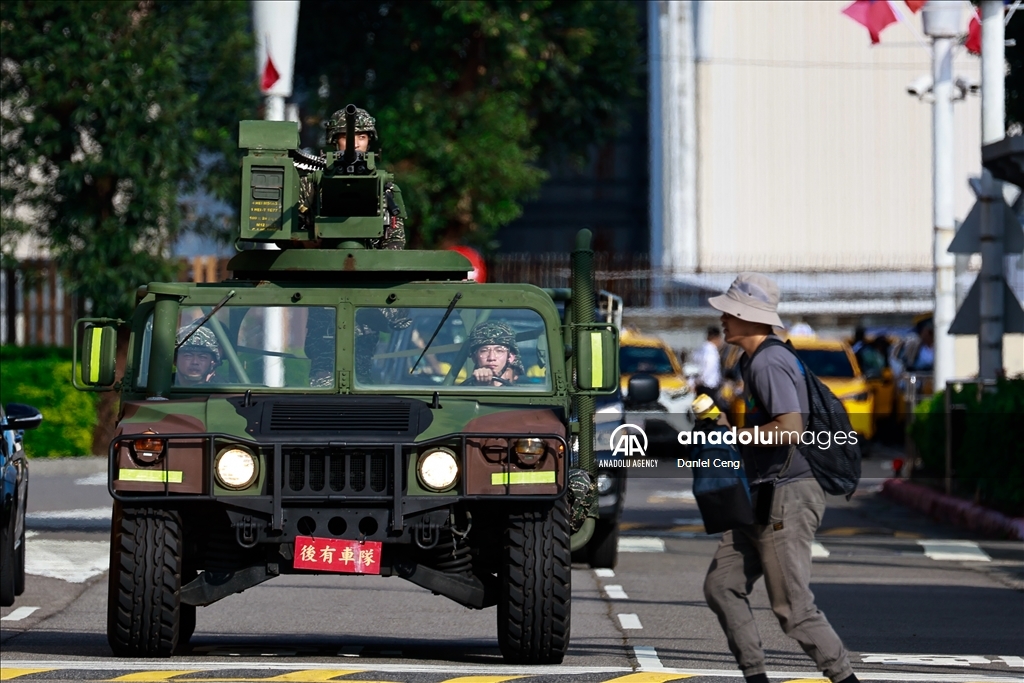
top-left (295, 0), bottom-right (642, 247)
top-left (0, 0), bottom-right (258, 320)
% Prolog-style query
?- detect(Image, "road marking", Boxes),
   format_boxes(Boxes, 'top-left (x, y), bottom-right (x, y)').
top-left (619, 537), bottom-right (666, 553)
top-left (25, 538), bottom-right (108, 583)
top-left (617, 613), bottom-right (643, 629)
top-left (998, 656), bottom-right (1024, 667)
top-left (611, 666), bottom-right (694, 679)
top-left (0, 606), bottom-right (39, 621)
top-left (0, 662), bottom-right (1018, 681)
top-left (26, 506), bottom-right (110, 520)
top-left (594, 568), bottom-right (615, 578)
top-left (436, 678), bottom-right (527, 683)
top-left (647, 490), bottom-right (695, 503)
top-left (0, 670), bottom-right (54, 681)
top-left (917, 540), bottom-right (992, 562)
top-left (627, 648), bottom-right (664, 672)
top-left (811, 541), bottom-right (831, 559)
top-left (110, 673), bottom-right (201, 682)
top-left (74, 472), bottom-right (107, 485)
top-left (604, 584), bottom-right (629, 599)
top-left (861, 653), bottom-right (995, 666)
top-left (264, 672), bottom-right (364, 682)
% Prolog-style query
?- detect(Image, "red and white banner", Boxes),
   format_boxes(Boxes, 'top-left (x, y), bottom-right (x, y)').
top-left (253, 0), bottom-right (300, 96)
top-left (293, 536), bottom-right (383, 574)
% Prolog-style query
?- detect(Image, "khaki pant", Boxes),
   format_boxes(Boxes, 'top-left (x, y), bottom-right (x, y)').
top-left (703, 478), bottom-right (854, 683)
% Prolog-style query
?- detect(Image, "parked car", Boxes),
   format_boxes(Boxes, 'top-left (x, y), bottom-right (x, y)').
top-left (1, 403), bottom-right (42, 606)
top-left (787, 337), bottom-right (875, 441)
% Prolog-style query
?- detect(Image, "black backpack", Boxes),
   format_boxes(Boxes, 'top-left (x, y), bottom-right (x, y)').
top-left (747, 337), bottom-right (862, 499)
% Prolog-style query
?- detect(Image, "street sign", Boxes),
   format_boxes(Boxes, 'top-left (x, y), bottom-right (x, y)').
top-left (949, 178), bottom-right (1024, 254)
top-left (949, 278), bottom-right (1024, 334)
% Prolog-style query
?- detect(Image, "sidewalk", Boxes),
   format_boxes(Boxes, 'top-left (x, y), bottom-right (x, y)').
top-left (882, 478), bottom-right (1024, 541)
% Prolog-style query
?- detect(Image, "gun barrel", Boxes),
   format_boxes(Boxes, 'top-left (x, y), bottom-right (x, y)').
top-left (343, 104), bottom-right (357, 166)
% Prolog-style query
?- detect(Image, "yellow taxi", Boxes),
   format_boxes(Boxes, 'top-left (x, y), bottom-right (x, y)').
top-left (619, 328), bottom-right (691, 413)
top-left (787, 336), bottom-right (875, 441)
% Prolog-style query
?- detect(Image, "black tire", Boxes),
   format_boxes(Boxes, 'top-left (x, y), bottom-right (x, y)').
top-left (587, 519), bottom-right (619, 569)
top-left (0, 524), bottom-right (15, 607)
top-left (15, 526), bottom-right (26, 596)
top-left (107, 503), bottom-right (186, 657)
top-left (497, 496), bottom-right (571, 664)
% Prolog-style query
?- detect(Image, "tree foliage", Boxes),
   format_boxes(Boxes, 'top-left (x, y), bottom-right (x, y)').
top-left (295, 0), bottom-right (642, 247)
top-left (0, 0), bottom-right (258, 319)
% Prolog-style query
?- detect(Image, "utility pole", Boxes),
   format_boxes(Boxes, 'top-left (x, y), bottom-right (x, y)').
top-left (922, 1), bottom-right (963, 389)
top-left (979, 0), bottom-right (1006, 379)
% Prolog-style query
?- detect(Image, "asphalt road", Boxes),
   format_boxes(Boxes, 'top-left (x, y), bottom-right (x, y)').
top-left (2, 453), bottom-right (1022, 683)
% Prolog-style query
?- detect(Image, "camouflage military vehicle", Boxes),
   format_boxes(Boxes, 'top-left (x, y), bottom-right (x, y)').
top-left (73, 113), bottom-right (618, 663)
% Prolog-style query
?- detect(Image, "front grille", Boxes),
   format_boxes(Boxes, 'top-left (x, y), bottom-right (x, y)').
top-left (284, 447), bottom-right (390, 495)
top-left (269, 402), bottom-right (412, 433)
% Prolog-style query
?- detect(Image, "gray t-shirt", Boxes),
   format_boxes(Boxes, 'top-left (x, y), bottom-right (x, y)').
top-left (740, 339), bottom-right (813, 485)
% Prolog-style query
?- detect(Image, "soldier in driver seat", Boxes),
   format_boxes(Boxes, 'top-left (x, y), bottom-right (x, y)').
top-left (461, 322), bottom-right (524, 387)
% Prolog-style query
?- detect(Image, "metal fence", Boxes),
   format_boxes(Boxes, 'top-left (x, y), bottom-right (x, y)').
top-left (0, 261), bottom-right (78, 347)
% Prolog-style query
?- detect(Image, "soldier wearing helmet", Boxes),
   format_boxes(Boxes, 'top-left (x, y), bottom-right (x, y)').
top-left (297, 105), bottom-right (407, 250)
top-left (174, 325), bottom-right (221, 386)
top-left (462, 321), bottom-right (524, 387)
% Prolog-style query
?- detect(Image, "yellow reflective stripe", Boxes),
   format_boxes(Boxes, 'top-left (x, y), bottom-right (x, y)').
top-left (491, 471), bottom-right (556, 485)
top-left (590, 331), bottom-right (603, 388)
top-left (601, 674), bottom-right (697, 683)
top-left (89, 326), bottom-right (103, 383)
top-left (437, 677), bottom-right (528, 683)
top-left (118, 468), bottom-right (183, 484)
top-left (0, 670), bottom-right (55, 681)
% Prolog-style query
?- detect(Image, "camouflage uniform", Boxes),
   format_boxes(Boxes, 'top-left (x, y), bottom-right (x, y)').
top-left (566, 468), bottom-right (597, 533)
top-left (461, 321), bottom-right (525, 386)
top-left (298, 106), bottom-right (407, 250)
top-left (353, 308), bottom-right (413, 385)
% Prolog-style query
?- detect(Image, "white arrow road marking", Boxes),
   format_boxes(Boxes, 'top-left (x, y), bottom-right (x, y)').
top-left (998, 656), bottom-right (1024, 667)
top-left (26, 539), bottom-right (109, 583)
top-left (917, 540), bottom-right (991, 562)
top-left (604, 584), bottom-right (629, 600)
top-left (811, 541), bottom-right (831, 559)
top-left (619, 537), bottom-right (666, 553)
top-left (617, 613), bottom-right (643, 629)
top-left (861, 653), bottom-right (993, 666)
top-left (1, 606), bottom-right (39, 621)
top-left (593, 568), bottom-right (615, 578)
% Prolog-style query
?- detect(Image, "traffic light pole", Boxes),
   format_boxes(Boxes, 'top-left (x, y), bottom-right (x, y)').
top-left (979, 0), bottom-right (1006, 380)
top-left (924, 1), bottom-right (961, 390)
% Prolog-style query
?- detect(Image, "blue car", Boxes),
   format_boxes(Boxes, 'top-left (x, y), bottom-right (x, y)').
top-left (1, 403), bottom-right (42, 606)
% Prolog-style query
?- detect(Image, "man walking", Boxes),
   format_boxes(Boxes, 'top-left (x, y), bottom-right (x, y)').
top-left (704, 273), bottom-right (859, 683)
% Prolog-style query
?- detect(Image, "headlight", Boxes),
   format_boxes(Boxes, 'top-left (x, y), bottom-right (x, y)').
top-left (514, 438), bottom-right (545, 466)
top-left (596, 473), bottom-right (613, 495)
top-left (215, 447), bottom-right (259, 490)
top-left (418, 448), bottom-right (459, 492)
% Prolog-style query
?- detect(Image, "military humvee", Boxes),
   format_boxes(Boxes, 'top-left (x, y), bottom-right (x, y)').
top-left (73, 112), bottom-right (618, 663)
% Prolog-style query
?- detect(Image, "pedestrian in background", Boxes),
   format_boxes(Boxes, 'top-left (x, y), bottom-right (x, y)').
top-left (703, 273), bottom-right (860, 683)
top-left (693, 325), bottom-right (725, 406)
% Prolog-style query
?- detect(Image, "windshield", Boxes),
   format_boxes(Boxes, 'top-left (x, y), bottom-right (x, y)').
top-left (793, 348), bottom-right (855, 378)
top-left (354, 307), bottom-right (550, 390)
top-left (172, 305), bottom-right (337, 389)
top-left (620, 345), bottom-right (674, 374)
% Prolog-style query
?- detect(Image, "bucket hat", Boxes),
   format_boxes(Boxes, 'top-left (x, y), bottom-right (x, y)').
top-left (708, 273), bottom-right (784, 328)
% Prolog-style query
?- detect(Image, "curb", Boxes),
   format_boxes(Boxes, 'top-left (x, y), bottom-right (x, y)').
top-left (881, 478), bottom-right (1024, 541)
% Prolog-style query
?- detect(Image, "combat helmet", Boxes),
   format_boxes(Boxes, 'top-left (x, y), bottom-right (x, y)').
top-left (325, 105), bottom-right (377, 146)
top-left (467, 321), bottom-right (525, 376)
top-left (176, 325), bottom-right (221, 363)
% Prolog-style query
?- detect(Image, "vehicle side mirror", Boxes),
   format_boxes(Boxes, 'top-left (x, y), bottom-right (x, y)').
top-left (5, 403), bottom-right (42, 431)
top-left (74, 321), bottom-right (118, 389)
top-left (575, 326), bottom-right (618, 393)
top-left (625, 374), bottom-right (659, 406)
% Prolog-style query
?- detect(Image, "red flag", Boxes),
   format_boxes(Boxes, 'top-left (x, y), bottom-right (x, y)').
top-left (260, 52), bottom-right (280, 92)
top-left (966, 13), bottom-right (982, 55)
top-left (904, 0), bottom-right (926, 13)
top-left (842, 0), bottom-right (899, 44)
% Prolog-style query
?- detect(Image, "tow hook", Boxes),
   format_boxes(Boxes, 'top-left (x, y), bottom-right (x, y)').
top-left (234, 515), bottom-right (260, 548)
top-left (413, 519), bottom-right (441, 550)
